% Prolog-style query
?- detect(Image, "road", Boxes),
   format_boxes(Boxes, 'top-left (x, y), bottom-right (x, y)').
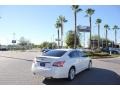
top-left (0, 51), bottom-right (120, 85)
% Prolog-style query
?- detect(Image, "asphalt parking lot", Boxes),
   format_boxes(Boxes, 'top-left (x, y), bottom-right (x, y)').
top-left (0, 51), bottom-right (120, 85)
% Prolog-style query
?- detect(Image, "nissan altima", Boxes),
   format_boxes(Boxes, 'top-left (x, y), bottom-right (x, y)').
top-left (31, 49), bottom-right (92, 80)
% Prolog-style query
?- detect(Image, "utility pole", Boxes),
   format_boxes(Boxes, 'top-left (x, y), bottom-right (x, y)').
top-left (51, 34), bottom-right (54, 49)
top-left (12, 33), bottom-right (16, 50)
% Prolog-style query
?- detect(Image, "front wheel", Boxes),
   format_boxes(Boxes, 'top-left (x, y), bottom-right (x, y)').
top-left (68, 68), bottom-right (75, 81)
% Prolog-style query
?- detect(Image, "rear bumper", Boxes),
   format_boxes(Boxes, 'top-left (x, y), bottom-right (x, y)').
top-left (31, 63), bottom-right (68, 78)
top-left (32, 66), bottom-right (53, 77)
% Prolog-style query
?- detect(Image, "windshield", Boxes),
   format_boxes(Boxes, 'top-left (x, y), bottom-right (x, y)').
top-left (43, 50), bottom-right (67, 57)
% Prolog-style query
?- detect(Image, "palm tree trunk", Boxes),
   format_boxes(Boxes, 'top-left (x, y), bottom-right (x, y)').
top-left (74, 12), bottom-right (77, 49)
top-left (98, 24), bottom-right (100, 49)
top-left (115, 29), bottom-right (117, 45)
top-left (61, 21), bottom-right (63, 48)
top-left (89, 16), bottom-right (92, 49)
top-left (106, 29), bottom-right (108, 47)
top-left (57, 29), bottom-right (60, 48)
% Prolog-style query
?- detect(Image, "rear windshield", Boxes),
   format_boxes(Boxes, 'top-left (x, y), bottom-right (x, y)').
top-left (43, 50), bottom-right (67, 57)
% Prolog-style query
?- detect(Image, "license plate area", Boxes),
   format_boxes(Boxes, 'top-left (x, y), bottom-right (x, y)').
top-left (40, 62), bottom-right (45, 67)
top-left (39, 61), bottom-right (50, 67)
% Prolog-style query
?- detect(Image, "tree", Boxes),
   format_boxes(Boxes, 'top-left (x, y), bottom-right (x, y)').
top-left (85, 8), bottom-right (95, 49)
top-left (71, 5), bottom-right (82, 49)
top-left (40, 41), bottom-right (49, 49)
top-left (40, 41), bottom-right (57, 49)
top-left (104, 24), bottom-right (110, 47)
top-left (48, 42), bottom-right (57, 49)
top-left (112, 25), bottom-right (120, 45)
top-left (18, 37), bottom-right (32, 50)
top-left (96, 18), bottom-right (102, 49)
top-left (58, 15), bottom-right (67, 48)
top-left (55, 19), bottom-right (61, 48)
top-left (66, 30), bottom-right (80, 48)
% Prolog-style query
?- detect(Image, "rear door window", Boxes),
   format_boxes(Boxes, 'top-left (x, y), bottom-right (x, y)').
top-left (77, 51), bottom-right (88, 57)
top-left (69, 51), bottom-right (79, 58)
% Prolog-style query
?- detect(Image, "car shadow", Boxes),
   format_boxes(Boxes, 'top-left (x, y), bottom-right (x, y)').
top-left (43, 67), bottom-right (120, 85)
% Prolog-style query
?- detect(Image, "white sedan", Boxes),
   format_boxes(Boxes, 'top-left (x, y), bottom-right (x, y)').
top-left (31, 49), bottom-right (92, 80)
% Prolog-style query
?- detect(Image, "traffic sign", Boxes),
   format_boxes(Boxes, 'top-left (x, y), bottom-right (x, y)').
top-left (12, 40), bottom-right (16, 43)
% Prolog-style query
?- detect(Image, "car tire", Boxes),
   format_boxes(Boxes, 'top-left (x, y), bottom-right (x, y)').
top-left (88, 61), bottom-right (92, 70)
top-left (68, 67), bottom-right (75, 81)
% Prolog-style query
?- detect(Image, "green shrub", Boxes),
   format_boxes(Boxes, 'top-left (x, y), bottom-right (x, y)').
top-left (86, 51), bottom-right (110, 57)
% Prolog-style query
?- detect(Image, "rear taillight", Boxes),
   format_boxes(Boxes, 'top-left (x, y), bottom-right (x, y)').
top-left (52, 61), bottom-right (65, 67)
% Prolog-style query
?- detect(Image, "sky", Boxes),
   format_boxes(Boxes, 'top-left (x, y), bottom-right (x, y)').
top-left (0, 5), bottom-right (120, 47)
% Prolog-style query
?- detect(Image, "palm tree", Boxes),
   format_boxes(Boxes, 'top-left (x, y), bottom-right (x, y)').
top-left (55, 19), bottom-right (61, 48)
top-left (71, 5), bottom-right (82, 49)
top-left (58, 15), bottom-right (67, 48)
top-left (85, 8), bottom-right (95, 49)
top-left (113, 25), bottom-right (120, 45)
top-left (104, 24), bottom-right (110, 47)
top-left (96, 18), bottom-right (102, 49)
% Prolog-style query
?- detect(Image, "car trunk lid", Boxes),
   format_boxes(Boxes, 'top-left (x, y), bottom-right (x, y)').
top-left (36, 56), bottom-right (60, 68)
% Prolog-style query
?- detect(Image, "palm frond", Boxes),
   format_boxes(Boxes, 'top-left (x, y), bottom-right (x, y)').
top-left (76, 8), bottom-right (82, 13)
top-left (72, 5), bottom-right (79, 10)
top-left (96, 18), bottom-right (102, 24)
top-left (85, 8), bottom-right (95, 16)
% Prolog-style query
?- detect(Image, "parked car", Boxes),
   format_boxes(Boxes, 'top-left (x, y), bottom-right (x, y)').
top-left (101, 47), bottom-right (120, 54)
top-left (31, 49), bottom-right (92, 80)
top-left (112, 48), bottom-right (120, 54)
top-left (101, 47), bottom-right (109, 53)
top-left (0, 48), bottom-right (9, 51)
top-left (41, 49), bottom-right (51, 53)
top-left (0, 45), bottom-right (9, 51)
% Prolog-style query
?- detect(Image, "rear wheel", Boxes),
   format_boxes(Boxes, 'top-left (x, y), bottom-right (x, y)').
top-left (68, 67), bottom-right (75, 81)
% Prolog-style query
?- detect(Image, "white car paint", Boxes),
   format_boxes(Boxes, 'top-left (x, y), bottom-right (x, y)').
top-left (31, 49), bottom-right (92, 79)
